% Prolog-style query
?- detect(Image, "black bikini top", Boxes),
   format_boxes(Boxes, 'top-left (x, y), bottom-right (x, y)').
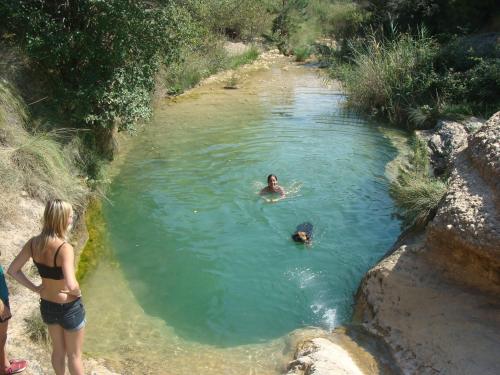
top-left (31, 239), bottom-right (65, 280)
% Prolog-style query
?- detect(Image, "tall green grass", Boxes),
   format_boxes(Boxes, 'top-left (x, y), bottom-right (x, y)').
top-left (0, 81), bottom-right (87, 218)
top-left (162, 43), bottom-right (259, 95)
top-left (228, 46), bottom-right (259, 69)
top-left (333, 29), bottom-right (439, 128)
top-left (390, 137), bottom-right (447, 228)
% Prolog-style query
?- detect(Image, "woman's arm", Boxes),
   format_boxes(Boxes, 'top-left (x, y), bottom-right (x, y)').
top-left (8, 239), bottom-right (43, 294)
top-left (59, 244), bottom-right (81, 297)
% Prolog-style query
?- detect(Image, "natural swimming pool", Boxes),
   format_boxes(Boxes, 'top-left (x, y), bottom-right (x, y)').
top-left (81, 63), bottom-right (403, 374)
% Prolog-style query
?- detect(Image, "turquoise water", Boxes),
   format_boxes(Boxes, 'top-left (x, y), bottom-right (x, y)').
top-left (86, 65), bottom-right (401, 368)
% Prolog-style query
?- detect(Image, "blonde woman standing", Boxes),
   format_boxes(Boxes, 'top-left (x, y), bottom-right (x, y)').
top-left (9, 199), bottom-right (85, 375)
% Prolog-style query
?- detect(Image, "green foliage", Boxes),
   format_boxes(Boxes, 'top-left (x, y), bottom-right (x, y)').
top-left (326, 26), bottom-right (499, 127)
top-left (76, 199), bottom-right (112, 281)
top-left (363, 0), bottom-right (498, 35)
top-left (163, 43), bottom-right (259, 95)
top-left (271, 0), bottom-right (309, 54)
top-left (293, 45), bottom-right (313, 61)
top-left (0, 81), bottom-right (87, 214)
top-left (390, 137), bottom-right (447, 229)
top-left (332, 29), bottom-right (441, 127)
top-left (177, 0), bottom-right (274, 41)
top-left (308, 0), bottom-right (368, 39)
top-left (1, 1), bottom-right (189, 134)
top-left (10, 132), bottom-right (88, 209)
top-left (228, 46), bottom-right (260, 69)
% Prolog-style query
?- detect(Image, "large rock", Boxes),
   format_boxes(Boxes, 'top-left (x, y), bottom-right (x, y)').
top-left (468, 112), bottom-right (500, 195)
top-left (419, 119), bottom-right (470, 176)
top-left (286, 338), bottom-right (365, 375)
top-left (355, 111), bottom-right (500, 374)
top-left (426, 112), bottom-right (500, 293)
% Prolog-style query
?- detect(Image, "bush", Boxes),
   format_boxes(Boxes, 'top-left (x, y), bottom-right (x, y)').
top-left (308, 0), bottom-right (368, 39)
top-left (390, 137), bottom-right (447, 229)
top-left (1, 1), bottom-right (189, 134)
top-left (293, 45), bottom-right (313, 61)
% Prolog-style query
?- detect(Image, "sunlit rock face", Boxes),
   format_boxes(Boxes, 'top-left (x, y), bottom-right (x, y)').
top-left (354, 111), bottom-right (500, 375)
top-left (426, 111), bottom-right (500, 293)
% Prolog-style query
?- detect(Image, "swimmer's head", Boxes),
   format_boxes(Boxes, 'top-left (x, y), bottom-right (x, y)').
top-left (292, 231), bottom-right (310, 244)
top-left (267, 174), bottom-right (278, 188)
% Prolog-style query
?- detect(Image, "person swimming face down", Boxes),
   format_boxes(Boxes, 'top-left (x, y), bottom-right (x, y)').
top-left (292, 231), bottom-right (311, 244)
top-left (292, 222), bottom-right (313, 244)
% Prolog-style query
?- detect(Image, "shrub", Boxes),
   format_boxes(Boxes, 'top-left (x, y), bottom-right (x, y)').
top-left (308, 0), bottom-right (368, 39)
top-left (180, 0), bottom-right (274, 41)
top-left (293, 45), bottom-right (313, 62)
top-left (390, 137), bottom-right (447, 229)
top-left (1, 1), bottom-right (189, 134)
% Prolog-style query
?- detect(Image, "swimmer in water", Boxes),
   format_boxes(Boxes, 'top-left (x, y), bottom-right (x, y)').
top-left (260, 174), bottom-right (286, 202)
top-left (292, 222), bottom-right (313, 244)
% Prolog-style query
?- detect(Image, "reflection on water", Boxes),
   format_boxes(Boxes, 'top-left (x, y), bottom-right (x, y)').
top-left (81, 62), bottom-right (404, 374)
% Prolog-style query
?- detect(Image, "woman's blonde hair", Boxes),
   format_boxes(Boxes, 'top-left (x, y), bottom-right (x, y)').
top-left (33, 199), bottom-right (73, 255)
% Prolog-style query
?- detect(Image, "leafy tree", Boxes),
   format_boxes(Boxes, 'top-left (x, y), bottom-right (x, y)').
top-left (1, 0), bottom-right (189, 155)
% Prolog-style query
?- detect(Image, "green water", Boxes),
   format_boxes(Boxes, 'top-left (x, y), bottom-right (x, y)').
top-left (82, 64), bottom-right (403, 373)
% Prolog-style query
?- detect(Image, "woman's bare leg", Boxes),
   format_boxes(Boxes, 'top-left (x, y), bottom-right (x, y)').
top-left (48, 324), bottom-right (66, 375)
top-left (0, 321), bottom-right (8, 374)
top-left (64, 328), bottom-right (84, 375)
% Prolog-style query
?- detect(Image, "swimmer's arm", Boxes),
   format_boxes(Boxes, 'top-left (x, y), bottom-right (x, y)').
top-left (270, 188), bottom-right (286, 201)
top-left (59, 244), bottom-right (81, 297)
top-left (8, 240), bottom-right (43, 294)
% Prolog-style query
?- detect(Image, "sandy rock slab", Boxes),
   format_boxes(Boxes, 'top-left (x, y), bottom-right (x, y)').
top-left (356, 240), bottom-right (500, 375)
top-left (286, 337), bottom-right (365, 375)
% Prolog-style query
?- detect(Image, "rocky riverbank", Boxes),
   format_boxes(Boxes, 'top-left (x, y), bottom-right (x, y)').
top-left (354, 112), bottom-right (500, 374)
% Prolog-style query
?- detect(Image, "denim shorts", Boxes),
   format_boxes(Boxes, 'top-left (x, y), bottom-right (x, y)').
top-left (0, 268), bottom-right (11, 323)
top-left (40, 298), bottom-right (86, 331)
top-left (0, 267), bottom-right (9, 303)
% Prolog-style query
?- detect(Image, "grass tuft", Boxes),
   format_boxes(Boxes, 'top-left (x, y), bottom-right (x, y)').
top-left (293, 45), bottom-right (313, 62)
top-left (227, 46), bottom-right (260, 70)
top-left (24, 312), bottom-right (50, 345)
top-left (390, 137), bottom-right (447, 228)
top-left (0, 81), bottom-right (88, 222)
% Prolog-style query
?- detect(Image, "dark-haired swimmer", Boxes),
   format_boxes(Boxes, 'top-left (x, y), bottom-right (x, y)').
top-left (260, 174), bottom-right (285, 202)
top-left (292, 222), bottom-right (313, 244)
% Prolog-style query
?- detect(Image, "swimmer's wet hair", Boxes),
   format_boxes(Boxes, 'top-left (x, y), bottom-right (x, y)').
top-left (292, 231), bottom-right (310, 243)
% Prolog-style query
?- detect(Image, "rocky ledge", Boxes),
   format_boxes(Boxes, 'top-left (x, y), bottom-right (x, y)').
top-left (355, 112), bottom-right (500, 374)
